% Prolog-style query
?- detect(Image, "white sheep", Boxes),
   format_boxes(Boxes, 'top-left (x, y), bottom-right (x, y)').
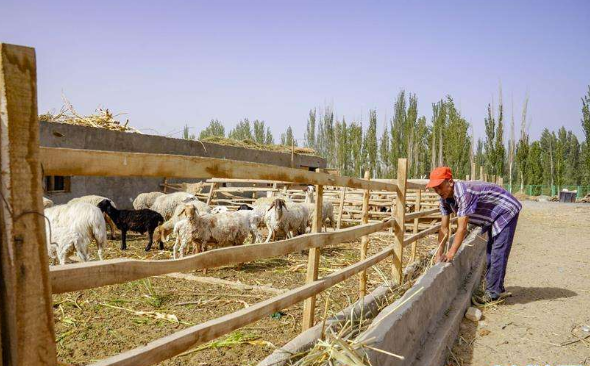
top-left (172, 205), bottom-right (199, 259)
top-left (151, 192), bottom-right (207, 220)
top-left (264, 198), bottom-right (309, 243)
top-left (304, 186), bottom-right (335, 231)
top-left (68, 195), bottom-right (118, 239)
top-left (44, 202), bottom-right (107, 264)
top-left (211, 206), bottom-right (229, 214)
top-left (46, 225), bottom-right (84, 265)
top-left (172, 205), bottom-right (250, 259)
top-left (153, 200), bottom-right (211, 243)
top-left (43, 197), bottom-right (54, 208)
top-left (234, 209), bottom-right (264, 243)
top-left (133, 191), bottom-right (165, 210)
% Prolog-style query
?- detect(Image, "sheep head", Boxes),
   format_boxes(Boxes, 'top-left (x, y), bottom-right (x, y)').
top-left (179, 203), bottom-right (197, 219)
top-left (268, 198), bottom-right (287, 220)
top-left (153, 224), bottom-right (172, 243)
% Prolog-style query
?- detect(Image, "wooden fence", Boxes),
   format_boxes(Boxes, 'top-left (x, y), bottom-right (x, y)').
top-left (0, 43), bottom-right (452, 366)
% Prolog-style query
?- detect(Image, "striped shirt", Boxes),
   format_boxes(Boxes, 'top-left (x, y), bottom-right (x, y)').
top-left (440, 181), bottom-right (522, 237)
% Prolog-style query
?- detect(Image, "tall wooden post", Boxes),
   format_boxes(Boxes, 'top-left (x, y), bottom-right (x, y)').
top-left (359, 170), bottom-right (371, 298)
top-left (336, 186), bottom-right (346, 230)
top-left (393, 159), bottom-right (407, 285)
top-left (471, 162), bottom-right (476, 181)
top-left (480, 166), bottom-right (484, 182)
top-left (302, 169), bottom-right (323, 330)
top-left (0, 43), bottom-right (57, 366)
top-left (410, 188), bottom-right (422, 262)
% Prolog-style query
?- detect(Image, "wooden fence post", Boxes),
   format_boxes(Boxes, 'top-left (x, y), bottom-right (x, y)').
top-left (336, 186), bottom-right (346, 230)
top-left (389, 190), bottom-right (395, 234)
top-left (302, 169), bottom-right (323, 330)
top-left (410, 188), bottom-right (421, 262)
top-left (206, 182), bottom-right (218, 205)
top-left (393, 159), bottom-right (407, 285)
top-left (0, 43), bottom-right (57, 366)
top-left (480, 166), bottom-right (484, 181)
top-left (359, 170), bottom-right (371, 298)
top-left (471, 162), bottom-right (476, 181)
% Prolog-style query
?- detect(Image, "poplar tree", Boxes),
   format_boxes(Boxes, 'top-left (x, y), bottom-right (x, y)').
top-left (199, 119), bottom-right (225, 140)
top-left (379, 124), bottom-right (390, 178)
top-left (228, 118), bottom-right (253, 140)
top-left (515, 96), bottom-right (529, 190)
top-left (348, 122), bottom-right (363, 177)
top-left (362, 110), bottom-right (378, 177)
top-left (335, 118), bottom-right (349, 175)
top-left (280, 126), bottom-right (296, 147)
top-left (582, 86), bottom-right (590, 185)
top-left (253, 120), bottom-right (266, 144)
top-left (305, 109), bottom-right (317, 150)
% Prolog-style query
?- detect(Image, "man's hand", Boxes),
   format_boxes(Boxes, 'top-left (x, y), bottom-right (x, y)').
top-left (441, 250), bottom-right (456, 262)
top-left (434, 253), bottom-right (443, 263)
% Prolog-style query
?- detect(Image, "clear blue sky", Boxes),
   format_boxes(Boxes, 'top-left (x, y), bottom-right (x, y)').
top-left (2, 0), bottom-right (589, 142)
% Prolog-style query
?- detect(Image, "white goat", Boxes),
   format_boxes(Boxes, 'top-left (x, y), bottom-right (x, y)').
top-left (264, 199), bottom-right (309, 243)
top-left (68, 195), bottom-right (118, 239)
top-left (44, 202), bottom-right (107, 264)
top-left (133, 191), bottom-right (165, 210)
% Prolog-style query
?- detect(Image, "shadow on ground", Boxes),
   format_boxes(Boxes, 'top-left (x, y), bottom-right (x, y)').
top-left (503, 286), bottom-right (577, 305)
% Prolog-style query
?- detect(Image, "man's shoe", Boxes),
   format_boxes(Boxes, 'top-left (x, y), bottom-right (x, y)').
top-left (479, 291), bottom-right (500, 304)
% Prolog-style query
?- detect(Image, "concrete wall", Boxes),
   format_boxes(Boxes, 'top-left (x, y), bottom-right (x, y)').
top-left (40, 122), bottom-right (326, 208)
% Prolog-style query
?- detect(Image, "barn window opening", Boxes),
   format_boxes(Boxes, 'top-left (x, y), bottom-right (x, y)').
top-left (44, 176), bottom-right (71, 193)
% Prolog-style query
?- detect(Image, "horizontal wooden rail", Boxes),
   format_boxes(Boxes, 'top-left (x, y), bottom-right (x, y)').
top-left (404, 208), bottom-right (440, 221)
top-left (403, 217), bottom-right (458, 246)
top-left (90, 244), bottom-right (396, 366)
top-left (40, 147), bottom-right (398, 192)
top-left (50, 220), bottom-right (392, 294)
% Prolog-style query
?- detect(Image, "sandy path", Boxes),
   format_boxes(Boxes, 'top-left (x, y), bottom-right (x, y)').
top-left (450, 201), bottom-right (590, 366)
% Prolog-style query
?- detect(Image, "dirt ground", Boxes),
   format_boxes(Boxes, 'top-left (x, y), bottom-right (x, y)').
top-left (52, 230), bottom-right (437, 366)
top-left (449, 201), bottom-right (590, 366)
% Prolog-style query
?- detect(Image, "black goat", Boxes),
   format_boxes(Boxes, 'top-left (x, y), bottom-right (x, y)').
top-left (97, 199), bottom-right (164, 251)
top-left (237, 204), bottom-right (254, 210)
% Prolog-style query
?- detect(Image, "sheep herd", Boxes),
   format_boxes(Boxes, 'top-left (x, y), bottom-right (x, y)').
top-left (42, 186), bottom-right (335, 265)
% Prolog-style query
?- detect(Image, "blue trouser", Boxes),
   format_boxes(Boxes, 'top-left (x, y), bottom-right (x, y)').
top-left (485, 214), bottom-right (519, 298)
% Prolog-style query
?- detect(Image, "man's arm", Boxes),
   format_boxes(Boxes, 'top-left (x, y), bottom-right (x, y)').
top-left (435, 214), bottom-right (450, 262)
top-left (442, 216), bottom-right (469, 262)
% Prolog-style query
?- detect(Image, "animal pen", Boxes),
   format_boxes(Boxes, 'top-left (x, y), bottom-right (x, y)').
top-left (0, 44), bottom-right (453, 366)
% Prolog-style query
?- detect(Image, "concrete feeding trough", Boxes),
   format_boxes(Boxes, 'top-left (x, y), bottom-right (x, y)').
top-left (257, 230), bottom-right (487, 366)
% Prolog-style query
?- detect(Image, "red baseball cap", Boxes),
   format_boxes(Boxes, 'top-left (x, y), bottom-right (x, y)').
top-left (426, 167), bottom-right (453, 188)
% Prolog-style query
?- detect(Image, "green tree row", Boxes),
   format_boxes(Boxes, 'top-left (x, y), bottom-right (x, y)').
top-left (189, 87), bottom-right (590, 190)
